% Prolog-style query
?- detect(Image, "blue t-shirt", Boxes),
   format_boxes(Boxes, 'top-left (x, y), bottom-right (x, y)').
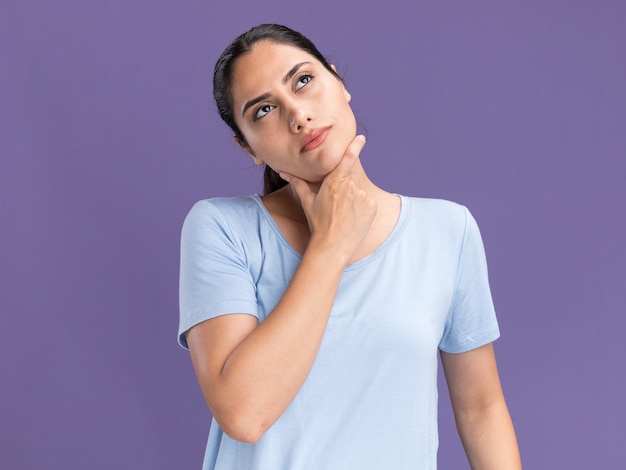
top-left (179, 195), bottom-right (500, 469)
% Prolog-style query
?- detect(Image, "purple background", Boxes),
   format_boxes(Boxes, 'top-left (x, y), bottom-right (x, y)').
top-left (2, 1), bottom-right (624, 468)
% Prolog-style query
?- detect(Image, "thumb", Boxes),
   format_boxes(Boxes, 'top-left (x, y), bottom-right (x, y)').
top-left (280, 172), bottom-right (315, 212)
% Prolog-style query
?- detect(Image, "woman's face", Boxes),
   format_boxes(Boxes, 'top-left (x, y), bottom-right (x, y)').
top-left (231, 41), bottom-right (356, 183)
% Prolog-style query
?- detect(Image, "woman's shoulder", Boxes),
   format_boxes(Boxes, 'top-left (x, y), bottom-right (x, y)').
top-left (182, 194), bottom-right (264, 237)
top-left (402, 195), bottom-right (468, 220)
top-left (185, 194), bottom-right (261, 220)
top-left (188, 194), bottom-right (260, 212)
top-left (399, 195), bottom-right (479, 239)
top-left (403, 195), bottom-right (462, 209)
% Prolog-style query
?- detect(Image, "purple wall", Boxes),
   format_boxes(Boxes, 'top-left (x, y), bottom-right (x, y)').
top-left (2, 1), bottom-right (624, 468)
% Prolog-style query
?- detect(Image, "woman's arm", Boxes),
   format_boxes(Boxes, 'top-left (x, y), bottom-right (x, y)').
top-left (186, 136), bottom-right (375, 443)
top-left (441, 343), bottom-right (522, 469)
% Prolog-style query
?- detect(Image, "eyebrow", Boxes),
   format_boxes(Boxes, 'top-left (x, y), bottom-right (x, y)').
top-left (241, 61), bottom-right (313, 118)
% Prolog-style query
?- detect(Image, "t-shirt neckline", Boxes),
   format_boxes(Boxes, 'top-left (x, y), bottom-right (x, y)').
top-left (251, 193), bottom-right (410, 270)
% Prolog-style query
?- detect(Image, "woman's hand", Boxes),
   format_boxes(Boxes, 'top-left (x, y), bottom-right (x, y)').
top-left (280, 135), bottom-right (377, 264)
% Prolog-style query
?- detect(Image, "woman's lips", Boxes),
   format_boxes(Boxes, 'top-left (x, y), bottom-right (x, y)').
top-left (301, 126), bottom-right (331, 152)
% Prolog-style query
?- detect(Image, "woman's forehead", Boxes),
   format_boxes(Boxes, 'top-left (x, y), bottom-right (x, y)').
top-left (235, 41), bottom-right (314, 71)
top-left (231, 42), bottom-right (319, 98)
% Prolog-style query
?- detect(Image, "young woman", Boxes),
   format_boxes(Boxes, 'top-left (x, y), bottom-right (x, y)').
top-left (179, 24), bottom-right (521, 469)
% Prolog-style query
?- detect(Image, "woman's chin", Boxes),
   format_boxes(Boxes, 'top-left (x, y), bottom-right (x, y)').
top-left (315, 145), bottom-right (346, 174)
top-left (305, 161), bottom-right (340, 183)
top-left (296, 136), bottom-right (354, 182)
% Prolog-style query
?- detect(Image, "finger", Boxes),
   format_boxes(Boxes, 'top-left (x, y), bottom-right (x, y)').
top-left (329, 134), bottom-right (366, 179)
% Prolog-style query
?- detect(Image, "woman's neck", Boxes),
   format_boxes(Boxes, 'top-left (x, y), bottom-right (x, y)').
top-left (261, 161), bottom-right (401, 262)
top-left (264, 161), bottom-right (396, 227)
top-left (285, 159), bottom-right (385, 214)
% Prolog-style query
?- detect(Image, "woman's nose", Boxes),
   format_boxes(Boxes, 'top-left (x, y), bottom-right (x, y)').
top-left (289, 106), bottom-right (313, 133)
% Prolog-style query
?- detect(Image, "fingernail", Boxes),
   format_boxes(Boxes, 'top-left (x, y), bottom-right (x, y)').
top-left (279, 172), bottom-right (291, 182)
top-left (357, 135), bottom-right (366, 143)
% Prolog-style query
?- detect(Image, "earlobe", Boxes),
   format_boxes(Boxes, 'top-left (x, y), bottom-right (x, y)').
top-left (344, 87), bottom-right (351, 103)
top-left (233, 136), bottom-right (264, 166)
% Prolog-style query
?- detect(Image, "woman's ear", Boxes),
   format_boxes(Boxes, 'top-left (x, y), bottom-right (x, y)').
top-left (343, 86), bottom-right (351, 103)
top-left (233, 136), bottom-right (264, 166)
top-left (330, 64), bottom-right (351, 103)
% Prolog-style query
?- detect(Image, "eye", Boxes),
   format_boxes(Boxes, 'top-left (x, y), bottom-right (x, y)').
top-left (254, 104), bottom-right (274, 120)
top-left (295, 73), bottom-right (313, 90)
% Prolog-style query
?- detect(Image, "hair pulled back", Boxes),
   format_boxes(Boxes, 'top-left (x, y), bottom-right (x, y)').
top-left (213, 24), bottom-right (341, 194)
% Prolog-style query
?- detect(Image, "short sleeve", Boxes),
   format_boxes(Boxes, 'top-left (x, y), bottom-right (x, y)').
top-left (439, 207), bottom-right (500, 353)
top-left (178, 200), bottom-right (258, 349)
